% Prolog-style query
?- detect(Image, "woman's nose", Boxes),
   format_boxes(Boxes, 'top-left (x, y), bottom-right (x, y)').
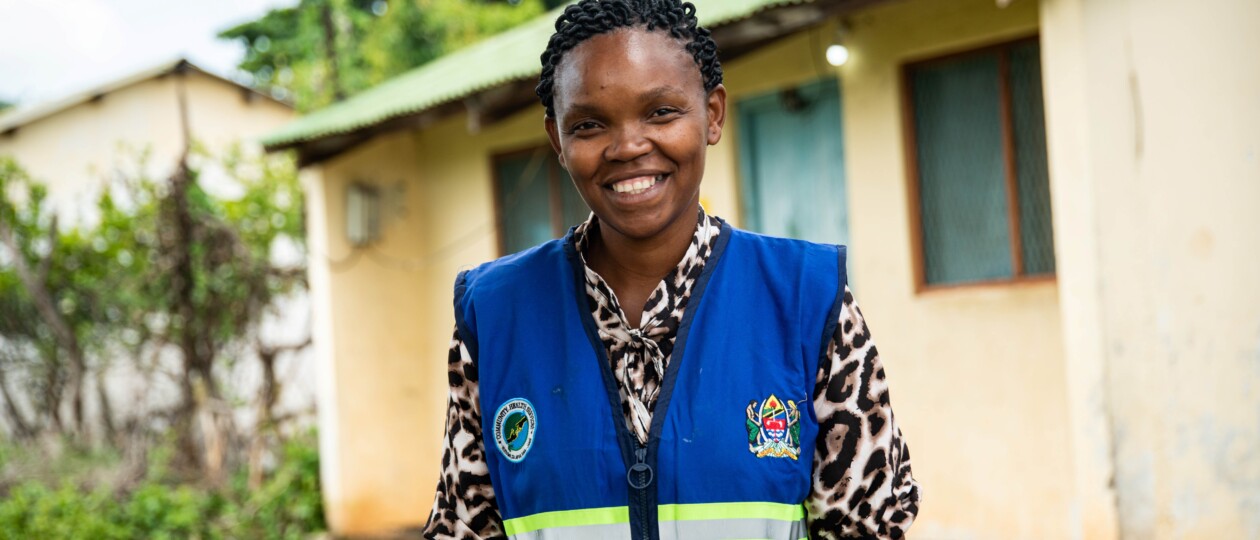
top-left (604, 124), bottom-right (652, 162)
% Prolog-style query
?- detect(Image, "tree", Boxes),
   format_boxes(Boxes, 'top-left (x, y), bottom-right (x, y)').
top-left (218, 0), bottom-right (546, 111)
top-left (490, 0), bottom-right (568, 10)
top-left (0, 162), bottom-right (91, 437)
top-left (0, 149), bottom-right (306, 483)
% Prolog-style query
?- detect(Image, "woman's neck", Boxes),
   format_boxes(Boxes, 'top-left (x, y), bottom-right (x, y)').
top-left (587, 207), bottom-right (699, 326)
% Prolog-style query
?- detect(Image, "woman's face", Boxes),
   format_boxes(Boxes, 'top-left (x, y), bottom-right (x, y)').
top-left (546, 27), bottom-right (726, 243)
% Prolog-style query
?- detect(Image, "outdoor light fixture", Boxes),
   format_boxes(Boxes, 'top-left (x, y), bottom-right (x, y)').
top-left (825, 43), bottom-right (850, 67)
top-left (825, 21), bottom-right (852, 67)
top-left (346, 182), bottom-right (381, 247)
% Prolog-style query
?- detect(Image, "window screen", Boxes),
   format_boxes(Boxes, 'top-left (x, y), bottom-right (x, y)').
top-left (907, 39), bottom-right (1055, 286)
top-left (1009, 41), bottom-right (1055, 276)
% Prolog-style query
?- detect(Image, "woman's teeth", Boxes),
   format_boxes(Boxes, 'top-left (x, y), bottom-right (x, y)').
top-left (612, 175), bottom-right (662, 195)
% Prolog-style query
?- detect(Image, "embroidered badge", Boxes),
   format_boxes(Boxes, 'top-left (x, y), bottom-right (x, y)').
top-left (745, 394), bottom-right (801, 460)
top-left (493, 398), bottom-right (537, 462)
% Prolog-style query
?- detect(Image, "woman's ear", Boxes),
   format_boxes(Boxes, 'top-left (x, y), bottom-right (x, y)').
top-left (545, 116), bottom-right (566, 168)
top-left (706, 84), bottom-right (727, 146)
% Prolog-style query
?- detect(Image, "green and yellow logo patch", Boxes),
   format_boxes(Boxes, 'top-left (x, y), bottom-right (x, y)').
top-left (494, 398), bottom-right (536, 462)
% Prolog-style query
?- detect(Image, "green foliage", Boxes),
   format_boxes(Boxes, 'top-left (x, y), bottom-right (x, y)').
top-left (218, 0), bottom-right (547, 111)
top-left (0, 158), bottom-right (51, 272)
top-left (0, 433), bottom-right (325, 540)
top-left (415, 0), bottom-right (547, 51)
top-left (1, 149), bottom-right (302, 349)
top-left (0, 150), bottom-right (305, 434)
top-left (0, 435), bottom-right (120, 491)
top-left (0, 484), bottom-right (126, 540)
top-left (0, 158), bottom-right (102, 417)
top-left (228, 433), bottom-right (326, 538)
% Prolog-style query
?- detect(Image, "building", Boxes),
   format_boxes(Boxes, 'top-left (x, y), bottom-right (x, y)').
top-left (264, 0), bottom-right (1260, 537)
top-left (0, 58), bottom-right (294, 222)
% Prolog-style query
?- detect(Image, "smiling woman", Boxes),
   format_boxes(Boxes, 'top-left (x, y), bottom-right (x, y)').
top-left (423, 2), bottom-right (920, 540)
top-left (545, 25), bottom-right (725, 324)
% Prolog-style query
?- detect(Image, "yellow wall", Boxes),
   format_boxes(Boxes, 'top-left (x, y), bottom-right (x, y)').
top-left (0, 70), bottom-right (293, 222)
top-left (309, 108), bottom-right (553, 533)
top-left (718, 0), bottom-right (1075, 537)
top-left (1041, 0), bottom-right (1260, 537)
top-left (313, 0), bottom-right (1076, 537)
top-left (307, 130), bottom-right (431, 533)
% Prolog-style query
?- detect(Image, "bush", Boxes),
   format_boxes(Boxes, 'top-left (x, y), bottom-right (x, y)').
top-left (0, 432), bottom-right (325, 540)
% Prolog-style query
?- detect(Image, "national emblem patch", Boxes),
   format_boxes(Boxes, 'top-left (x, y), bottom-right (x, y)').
top-left (493, 398), bottom-right (536, 462)
top-left (745, 394), bottom-right (801, 460)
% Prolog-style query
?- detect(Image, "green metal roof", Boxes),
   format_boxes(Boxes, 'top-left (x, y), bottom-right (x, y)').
top-left (262, 0), bottom-right (814, 149)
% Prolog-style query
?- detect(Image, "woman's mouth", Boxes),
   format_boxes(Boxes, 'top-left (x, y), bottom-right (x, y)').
top-left (609, 174), bottom-right (665, 196)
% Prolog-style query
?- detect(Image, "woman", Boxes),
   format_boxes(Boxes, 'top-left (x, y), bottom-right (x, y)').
top-left (424, 1), bottom-right (920, 539)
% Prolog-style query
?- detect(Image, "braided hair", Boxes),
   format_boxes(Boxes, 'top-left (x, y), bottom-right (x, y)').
top-left (536, 0), bottom-right (723, 118)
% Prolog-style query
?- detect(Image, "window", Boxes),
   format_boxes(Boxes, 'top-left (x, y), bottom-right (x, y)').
top-left (736, 78), bottom-right (849, 247)
top-left (903, 38), bottom-right (1055, 288)
top-left (492, 146), bottom-right (589, 255)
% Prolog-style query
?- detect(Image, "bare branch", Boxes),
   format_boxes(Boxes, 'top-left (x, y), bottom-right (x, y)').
top-left (0, 218), bottom-right (71, 347)
top-left (0, 353), bottom-right (36, 439)
top-left (267, 266), bottom-right (307, 282)
top-left (256, 335), bottom-right (313, 357)
top-left (36, 214), bottom-right (57, 284)
top-left (0, 211), bottom-right (87, 436)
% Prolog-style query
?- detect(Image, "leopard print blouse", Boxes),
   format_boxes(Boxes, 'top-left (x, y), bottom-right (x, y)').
top-left (424, 210), bottom-right (921, 539)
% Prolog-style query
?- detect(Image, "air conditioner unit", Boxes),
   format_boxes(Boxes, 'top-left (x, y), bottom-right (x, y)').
top-left (346, 182), bottom-right (380, 247)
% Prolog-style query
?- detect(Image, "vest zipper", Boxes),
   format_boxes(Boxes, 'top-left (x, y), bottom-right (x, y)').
top-left (566, 226), bottom-right (734, 540)
top-left (628, 444), bottom-right (653, 540)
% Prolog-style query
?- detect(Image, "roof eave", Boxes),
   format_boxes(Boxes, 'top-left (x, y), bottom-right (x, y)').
top-left (272, 0), bottom-right (889, 164)
top-left (0, 58), bottom-right (291, 135)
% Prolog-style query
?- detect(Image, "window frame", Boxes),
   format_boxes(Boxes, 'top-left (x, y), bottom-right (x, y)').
top-left (899, 35), bottom-right (1056, 294)
top-left (490, 144), bottom-right (572, 257)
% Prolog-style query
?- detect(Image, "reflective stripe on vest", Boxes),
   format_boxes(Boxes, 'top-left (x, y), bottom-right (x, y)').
top-left (504, 501), bottom-right (807, 540)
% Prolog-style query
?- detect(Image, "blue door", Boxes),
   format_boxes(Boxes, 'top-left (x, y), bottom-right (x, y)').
top-left (737, 78), bottom-right (849, 247)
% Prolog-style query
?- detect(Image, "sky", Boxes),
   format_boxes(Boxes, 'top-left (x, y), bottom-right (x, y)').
top-left (0, 0), bottom-right (297, 107)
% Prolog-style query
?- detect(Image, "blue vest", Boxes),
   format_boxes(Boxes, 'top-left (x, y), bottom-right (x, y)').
top-left (454, 223), bottom-right (846, 540)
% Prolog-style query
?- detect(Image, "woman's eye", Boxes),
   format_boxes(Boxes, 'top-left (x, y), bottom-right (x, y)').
top-left (569, 121), bottom-right (600, 133)
top-left (651, 107), bottom-right (680, 118)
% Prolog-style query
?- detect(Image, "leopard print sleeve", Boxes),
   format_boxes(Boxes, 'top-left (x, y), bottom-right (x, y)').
top-left (807, 286), bottom-right (921, 540)
top-left (422, 328), bottom-right (506, 540)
